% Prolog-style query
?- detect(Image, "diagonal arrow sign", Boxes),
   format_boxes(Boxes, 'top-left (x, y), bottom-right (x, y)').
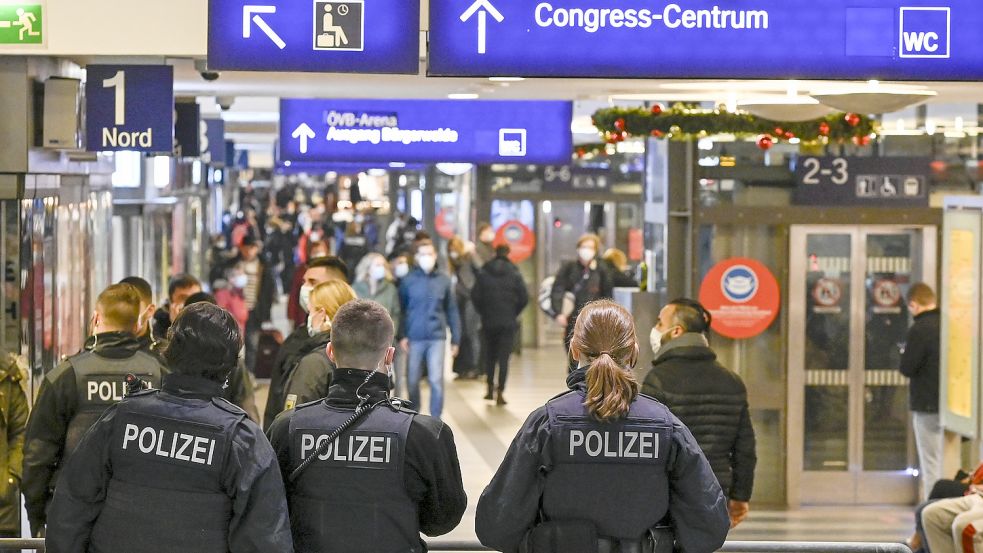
top-left (460, 0), bottom-right (503, 55)
top-left (291, 122), bottom-right (316, 154)
top-left (243, 5), bottom-right (286, 49)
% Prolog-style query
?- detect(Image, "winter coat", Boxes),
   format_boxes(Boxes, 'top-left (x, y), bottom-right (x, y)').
top-left (398, 268), bottom-right (461, 345)
top-left (642, 334), bottom-right (757, 502)
top-left (0, 355), bottom-right (27, 534)
top-left (471, 256), bottom-right (529, 331)
top-left (353, 279), bottom-right (402, 337)
top-left (900, 308), bottom-right (940, 413)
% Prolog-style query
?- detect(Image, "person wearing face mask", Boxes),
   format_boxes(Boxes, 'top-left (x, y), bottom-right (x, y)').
top-left (548, 234), bottom-right (614, 365)
top-left (391, 254), bottom-right (411, 282)
top-left (214, 266), bottom-right (251, 336)
top-left (117, 276), bottom-right (161, 356)
top-left (338, 220), bottom-right (370, 282)
top-left (23, 284), bottom-right (167, 537)
top-left (448, 237), bottom-right (483, 380)
top-left (281, 280), bottom-right (357, 411)
top-left (642, 298), bottom-right (756, 530)
top-left (264, 256), bottom-right (349, 431)
top-left (398, 240), bottom-right (461, 420)
top-left (152, 274), bottom-right (202, 342)
top-left (288, 240), bottom-right (333, 329)
top-left (267, 299), bottom-right (467, 553)
top-left (353, 254), bottom-right (401, 325)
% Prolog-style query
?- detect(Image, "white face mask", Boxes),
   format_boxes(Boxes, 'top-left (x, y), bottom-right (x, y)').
top-left (299, 285), bottom-right (313, 313)
top-left (417, 255), bottom-right (436, 273)
top-left (394, 263), bottom-right (409, 278)
top-left (578, 248), bottom-right (596, 263)
top-left (370, 265), bottom-right (387, 282)
top-left (650, 325), bottom-right (677, 356)
top-left (308, 311), bottom-right (330, 337)
top-left (232, 274), bottom-right (249, 289)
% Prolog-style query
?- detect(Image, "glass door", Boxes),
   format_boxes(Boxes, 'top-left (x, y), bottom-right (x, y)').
top-left (788, 225), bottom-right (936, 504)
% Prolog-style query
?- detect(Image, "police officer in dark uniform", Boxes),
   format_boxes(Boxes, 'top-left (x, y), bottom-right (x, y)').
top-left (23, 283), bottom-right (167, 536)
top-left (476, 300), bottom-right (730, 553)
top-left (268, 299), bottom-right (467, 553)
top-left (45, 303), bottom-right (293, 553)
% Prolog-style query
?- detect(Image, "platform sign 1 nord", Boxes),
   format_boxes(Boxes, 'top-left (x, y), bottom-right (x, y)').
top-left (429, 0), bottom-right (983, 80)
top-left (85, 65), bottom-right (174, 153)
top-left (208, 0), bottom-right (418, 73)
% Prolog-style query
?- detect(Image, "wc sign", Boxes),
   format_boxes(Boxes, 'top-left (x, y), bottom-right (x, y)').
top-left (899, 7), bottom-right (950, 58)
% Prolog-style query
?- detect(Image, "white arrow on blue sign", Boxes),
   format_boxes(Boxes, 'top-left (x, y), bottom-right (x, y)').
top-left (459, 0), bottom-right (503, 55)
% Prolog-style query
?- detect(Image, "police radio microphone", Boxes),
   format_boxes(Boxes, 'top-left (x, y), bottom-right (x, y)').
top-left (124, 373), bottom-right (147, 395)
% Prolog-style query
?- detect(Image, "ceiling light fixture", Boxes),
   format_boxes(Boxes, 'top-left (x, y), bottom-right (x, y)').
top-left (489, 77), bottom-right (525, 82)
top-left (448, 93), bottom-right (479, 100)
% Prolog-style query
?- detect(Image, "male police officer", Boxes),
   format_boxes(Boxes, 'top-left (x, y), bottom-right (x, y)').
top-left (264, 255), bottom-right (349, 430)
top-left (23, 283), bottom-right (166, 536)
top-left (268, 299), bottom-right (467, 553)
top-left (46, 303), bottom-right (293, 553)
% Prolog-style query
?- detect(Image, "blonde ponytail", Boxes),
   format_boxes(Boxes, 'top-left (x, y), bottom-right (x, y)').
top-left (570, 300), bottom-right (641, 422)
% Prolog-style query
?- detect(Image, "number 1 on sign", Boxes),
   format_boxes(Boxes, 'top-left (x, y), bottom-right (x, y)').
top-left (102, 70), bottom-right (126, 126)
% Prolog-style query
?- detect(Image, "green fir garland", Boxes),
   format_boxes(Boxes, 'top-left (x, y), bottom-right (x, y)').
top-left (590, 104), bottom-right (877, 145)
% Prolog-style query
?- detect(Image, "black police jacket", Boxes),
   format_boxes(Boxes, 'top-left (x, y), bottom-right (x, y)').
top-left (22, 332), bottom-right (166, 535)
top-left (268, 368), bottom-right (467, 551)
top-left (476, 368), bottom-right (730, 553)
top-left (45, 373), bottom-right (293, 553)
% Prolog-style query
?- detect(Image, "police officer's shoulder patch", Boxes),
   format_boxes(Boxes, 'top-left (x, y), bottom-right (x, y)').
top-left (293, 398), bottom-right (324, 411)
top-left (211, 396), bottom-right (246, 415)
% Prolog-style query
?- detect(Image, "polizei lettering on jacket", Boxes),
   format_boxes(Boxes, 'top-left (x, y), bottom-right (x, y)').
top-left (121, 423), bottom-right (218, 466)
top-left (85, 379), bottom-right (127, 403)
top-left (561, 426), bottom-right (670, 464)
top-left (296, 430), bottom-right (398, 469)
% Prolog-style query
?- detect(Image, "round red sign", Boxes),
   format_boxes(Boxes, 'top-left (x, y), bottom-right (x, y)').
top-left (494, 220), bottom-right (536, 263)
top-left (698, 257), bottom-right (781, 340)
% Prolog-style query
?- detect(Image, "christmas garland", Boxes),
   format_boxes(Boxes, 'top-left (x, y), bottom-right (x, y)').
top-left (589, 104), bottom-right (877, 151)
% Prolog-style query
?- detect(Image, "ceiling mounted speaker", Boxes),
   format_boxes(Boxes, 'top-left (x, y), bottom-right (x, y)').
top-left (811, 91), bottom-right (937, 114)
top-left (740, 103), bottom-right (836, 122)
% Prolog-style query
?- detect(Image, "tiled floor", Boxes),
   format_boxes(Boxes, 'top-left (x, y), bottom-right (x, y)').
top-left (256, 343), bottom-right (915, 546)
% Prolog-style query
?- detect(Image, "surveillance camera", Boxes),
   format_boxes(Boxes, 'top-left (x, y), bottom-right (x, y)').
top-left (194, 59), bottom-right (220, 81)
top-left (216, 96), bottom-right (236, 111)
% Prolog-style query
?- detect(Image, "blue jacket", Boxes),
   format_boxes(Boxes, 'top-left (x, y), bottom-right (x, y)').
top-left (399, 268), bottom-right (461, 345)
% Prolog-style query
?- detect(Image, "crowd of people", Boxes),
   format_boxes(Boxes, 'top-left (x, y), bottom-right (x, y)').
top-left (0, 186), bottom-right (769, 550)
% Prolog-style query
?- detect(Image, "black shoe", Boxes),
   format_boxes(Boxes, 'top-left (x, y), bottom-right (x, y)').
top-left (484, 386), bottom-right (494, 400)
top-left (496, 391), bottom-right (507, 406)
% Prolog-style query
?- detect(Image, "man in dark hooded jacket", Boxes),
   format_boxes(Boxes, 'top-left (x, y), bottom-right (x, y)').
top-left (642, 298), bottom-right (756, 529)
top-left (471, 245), bottom-right (528, 405)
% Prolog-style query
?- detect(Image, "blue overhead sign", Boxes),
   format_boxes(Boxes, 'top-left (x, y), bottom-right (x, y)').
top-left (279, 99), bottom-right (573, 164)
top-left (85, 65), bottom-right (173, 153)
top-left (208, 0), bottom-right (419, 74)
top-left (429, 0), bottom-right (983, 80)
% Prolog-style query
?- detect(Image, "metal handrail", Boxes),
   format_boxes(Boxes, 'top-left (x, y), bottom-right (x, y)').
top-left (0, 538), bottom-right (912, 553)
top-left (423, 541), bottom-right (912, 553)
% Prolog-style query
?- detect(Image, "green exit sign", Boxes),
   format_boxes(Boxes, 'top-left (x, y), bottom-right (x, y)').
top-left (0, 4), bottom-right (42, 44)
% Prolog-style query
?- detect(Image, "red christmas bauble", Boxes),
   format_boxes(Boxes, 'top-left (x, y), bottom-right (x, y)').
top-left (784, 131), bottom-right (795, 140)
top-left (756, 135), bottom-right (774, 150)
top-left (774, 127), bottom-right (785, 137)
top-left (576, 147), bottom-right (586, 158)
top-left (818, 122), bottom-right (831, 136)
top-left (852, 135), bottom-right (871, 146)
top-left (650, 103), bottom-right (664, 116)
top-left (650, 129), bottom-right (664, 138)
top-left (845, 113), bottom-right (861, 127)
top-left (614, 118), bottom-right (626, 131)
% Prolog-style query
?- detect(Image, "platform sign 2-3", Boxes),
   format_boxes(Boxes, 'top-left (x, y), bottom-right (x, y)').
top-left (85, 65), bottom-right (174, 153)
top-left (0, 3), bottom-right (42, 45)
top-left (793, 156), bottom-right (930, 207)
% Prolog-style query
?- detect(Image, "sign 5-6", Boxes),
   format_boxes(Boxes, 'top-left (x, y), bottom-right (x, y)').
top-left (801, 157), bottom-right (849, 186)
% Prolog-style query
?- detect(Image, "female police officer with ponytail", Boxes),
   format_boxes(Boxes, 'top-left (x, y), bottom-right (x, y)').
top-left (476, 300), bottom-right (730, 553)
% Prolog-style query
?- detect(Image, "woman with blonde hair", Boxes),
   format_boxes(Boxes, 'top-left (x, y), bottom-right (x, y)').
top-left (476, 300), bottom-right (729, 553)
top-left (281, 280), bottom-right (357, 410)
